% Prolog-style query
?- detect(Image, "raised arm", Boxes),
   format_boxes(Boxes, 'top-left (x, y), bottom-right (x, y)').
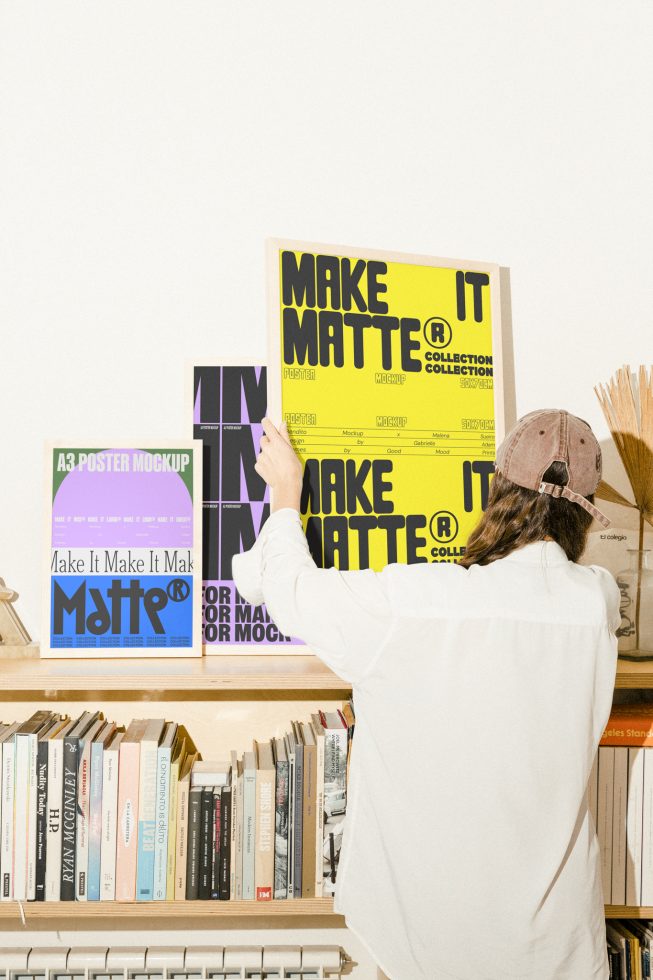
top-left (231, 418), bottom-right (395, 685)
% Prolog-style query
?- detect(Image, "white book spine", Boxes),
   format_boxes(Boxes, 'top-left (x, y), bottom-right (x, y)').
top-left (597, 746), bottom-right (615, 903)
top-left (75, 737), bottom-right (93, 900)
top-left (152, 745), bottom-right (171, 901)
top-left (13, 734), bottom-right (31, 901)
top-left (235, 768), bottom-right (243, 900)
top-left (611, 746), bottom-right (628, 904)
top-left (45, 738), bottom-right (64, 901)
top-left (314, 732), bottom-right (325, 897)
top-left (1, 739), bottom-right (16, 900)
top-left (136, 739), bottom-right (159, 900)
top-left (588, 750), bottom-right (599, 832)
top-left (641, 748), bottom-right (653, 904)
top-left (242, 769), bottom-right (256, 900)
top-left (100, 745), bottom-right (120, 901)
top-left (626, 746), bottom-right (645, 906)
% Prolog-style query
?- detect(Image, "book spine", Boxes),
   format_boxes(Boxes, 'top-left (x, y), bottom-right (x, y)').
top-left (287, 751), bottom-right (295, 898)
top-left (322, 727), bottom-right (348, 896)
top-left (211, 789), bottom-right (221, 900)
top-left (153, 746), bottom-right (171, 901)
top-left (293, 745), bottom-right (303, 898)
top-left (314, 733), bottom-right (325, 897)
top-left (611, 746), bottom-right (628, 904)
top-left (643, 748), bottom-right (653, 906)
top-left (115, 742), bottom-right (139, 902)
top-left (219, 787), bottom-right (231, 900)
top-left (136, 740), bottom-right (158, 901)
top-left (26, 733), bottom-right (39, 900)
top-left (588, 749), bottom-right (599, 833)
top-left (598, 746), bottom-right (615, 904)
top-left (75, 737), bottom-right (93, 900)
top-left (1, 738), bottom-right (16, 900)
top-left (174, 778), bottom-right (190, 900)
top-left (100, 747), bottom-right (120, 901)
top-left (235, 768), bottom-right (244, 900)
top-left (87, 741), bottom-right (104, 901)
top-left (34, 739), bottom-right (48, 901)
top-left (60, 735), bottom-right (79, 901)
top-left (229, 771), bottom-right (238, 900)
top-left (255, 768), bottom-right (274, 901)
top-left (626, 746), bottom-right (645, 906)
top-left (301, 743), bottom-right (317, 899)
top-left (166, 760), bottom-right (180, 901)
top-left (274, 760), bottom-right (289, 899)
top-left (242, 769), bottom-right (256, 900)
top-left (199, 787), bottom-right (214, 900)
top-left (13, 734), bottom-right (30, 901)
top-left (45, 738), bottom-right (64, 901)
top-left (185, 788), bottom-right (202, 900)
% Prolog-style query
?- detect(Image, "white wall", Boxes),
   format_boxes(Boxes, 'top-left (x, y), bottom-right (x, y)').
top-left (1, 2), bottom-right (652, 972)
top-left (2, 0), bottom-right (652, 634)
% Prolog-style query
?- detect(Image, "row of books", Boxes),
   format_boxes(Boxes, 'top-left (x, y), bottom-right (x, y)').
top-left (0, 701), bottom-right (354, 902)
top-left (593, 706), bottom-right (653, 906)
top-left (607, 919), bottom-right (653, 979)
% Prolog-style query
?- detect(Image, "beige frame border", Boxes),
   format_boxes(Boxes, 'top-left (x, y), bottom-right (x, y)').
top-left (41, 441), bottom-right (203, 660)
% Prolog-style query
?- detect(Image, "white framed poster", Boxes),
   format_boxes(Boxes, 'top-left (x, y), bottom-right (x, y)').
top-left (190, 362), bottom-right (301, 653)
top-left (266, 238), bottom-right (505, 575)
top-left (42, 442), bottom-right (203, 659)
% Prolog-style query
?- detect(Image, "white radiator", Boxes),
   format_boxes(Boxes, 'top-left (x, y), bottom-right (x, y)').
top-left (0, 946), bottom-right (346, 979)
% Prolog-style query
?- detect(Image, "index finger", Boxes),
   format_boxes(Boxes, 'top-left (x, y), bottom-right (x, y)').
top-left (261, 417), bottom-right (282, 441)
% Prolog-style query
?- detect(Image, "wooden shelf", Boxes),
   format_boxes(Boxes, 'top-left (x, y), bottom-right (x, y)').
top-left (0, 648), bottom-right (351, 700)
top-left (606, 906), bottom-right (653, 919)
top-left (0, 899), bottom-right (339, 921)
top-left (615, 656), bottom-right (653, 689)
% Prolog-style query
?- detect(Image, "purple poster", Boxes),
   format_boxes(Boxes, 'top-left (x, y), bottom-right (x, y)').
top-left (192, 365), bottom-right (298, 648)
top-left (43, 444), bottom-right (202, 658)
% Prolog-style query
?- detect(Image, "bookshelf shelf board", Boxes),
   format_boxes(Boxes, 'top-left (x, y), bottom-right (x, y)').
top-left (605, 905), bottom-right (653, 918)
top-left (0, 649), bottom-right (351, 699)
top-left (0, 899), bottom-right (339, 921)
top-left (615, 657), bottom-right (653, 689)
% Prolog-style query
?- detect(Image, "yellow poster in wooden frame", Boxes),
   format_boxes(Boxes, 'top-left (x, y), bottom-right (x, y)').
top-left (267, 239), bottom-right (505, 571)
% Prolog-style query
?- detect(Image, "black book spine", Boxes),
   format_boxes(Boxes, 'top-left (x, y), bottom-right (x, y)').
top-left (60, 735), bottom-right (79, 901)
top-left (293, 745), bottom-right (304, 899)
top-left (211, 789), bottom-right (221, 900)
top-left (219, 787), bottom-right (231, 900)
top-left (34, 739), bottom-right (48, 901)
top-left (185, 788), bottom-right (202, 900)
top-left (199, 787), bottom-right (213, 900)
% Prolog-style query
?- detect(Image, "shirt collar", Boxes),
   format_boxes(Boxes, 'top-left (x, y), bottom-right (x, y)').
top-left (503, 540), bottom-right (569, 565)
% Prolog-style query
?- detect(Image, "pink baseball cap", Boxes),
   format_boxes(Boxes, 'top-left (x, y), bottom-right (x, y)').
top-left (495, 409), bottom-right (610, 528)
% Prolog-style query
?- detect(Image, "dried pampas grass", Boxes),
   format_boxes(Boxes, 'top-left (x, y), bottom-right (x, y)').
top-left (595, 365), bottom-right (653, 653)
top-left (594, 365), bottom-right (653, 533)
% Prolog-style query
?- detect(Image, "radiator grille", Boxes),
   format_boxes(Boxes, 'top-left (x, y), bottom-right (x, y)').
top-left (0, 946), bottom-right (345, 979)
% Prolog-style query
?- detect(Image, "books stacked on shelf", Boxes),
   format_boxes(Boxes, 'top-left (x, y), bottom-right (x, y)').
top-left (594, 706), bottom-right (653, 907)
top-left (606, 920), bottom-right (653, 979)
top-left (0, 700), bottom-right (354, 902)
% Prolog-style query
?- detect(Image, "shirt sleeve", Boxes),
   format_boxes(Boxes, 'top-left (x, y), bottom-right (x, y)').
top-left (589, 564), bottom-right (622, 633)
top-left (231, 508), bottom-right (395, 685)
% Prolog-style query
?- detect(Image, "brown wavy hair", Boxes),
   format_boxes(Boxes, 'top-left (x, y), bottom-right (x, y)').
top-left (459, 461), bottom-right (594, 568)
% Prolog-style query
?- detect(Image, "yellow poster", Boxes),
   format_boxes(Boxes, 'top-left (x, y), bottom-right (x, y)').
top-left (267, 240), bottom-right (505, 571)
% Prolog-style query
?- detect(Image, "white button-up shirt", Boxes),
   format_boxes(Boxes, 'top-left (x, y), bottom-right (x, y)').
top-left (232, 508), bottom-right (620, 980)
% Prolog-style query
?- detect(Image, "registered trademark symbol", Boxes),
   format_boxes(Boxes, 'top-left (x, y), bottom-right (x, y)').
top-left (423, 317), bottom-right (452, 349)
top-left (167, 578), bottom-right (190, 601)
top-left (429, 510), bottom-right (459, 543)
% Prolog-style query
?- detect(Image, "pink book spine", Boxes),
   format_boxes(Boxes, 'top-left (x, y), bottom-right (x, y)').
top-left (115, 741), bottom-right (140, 901)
